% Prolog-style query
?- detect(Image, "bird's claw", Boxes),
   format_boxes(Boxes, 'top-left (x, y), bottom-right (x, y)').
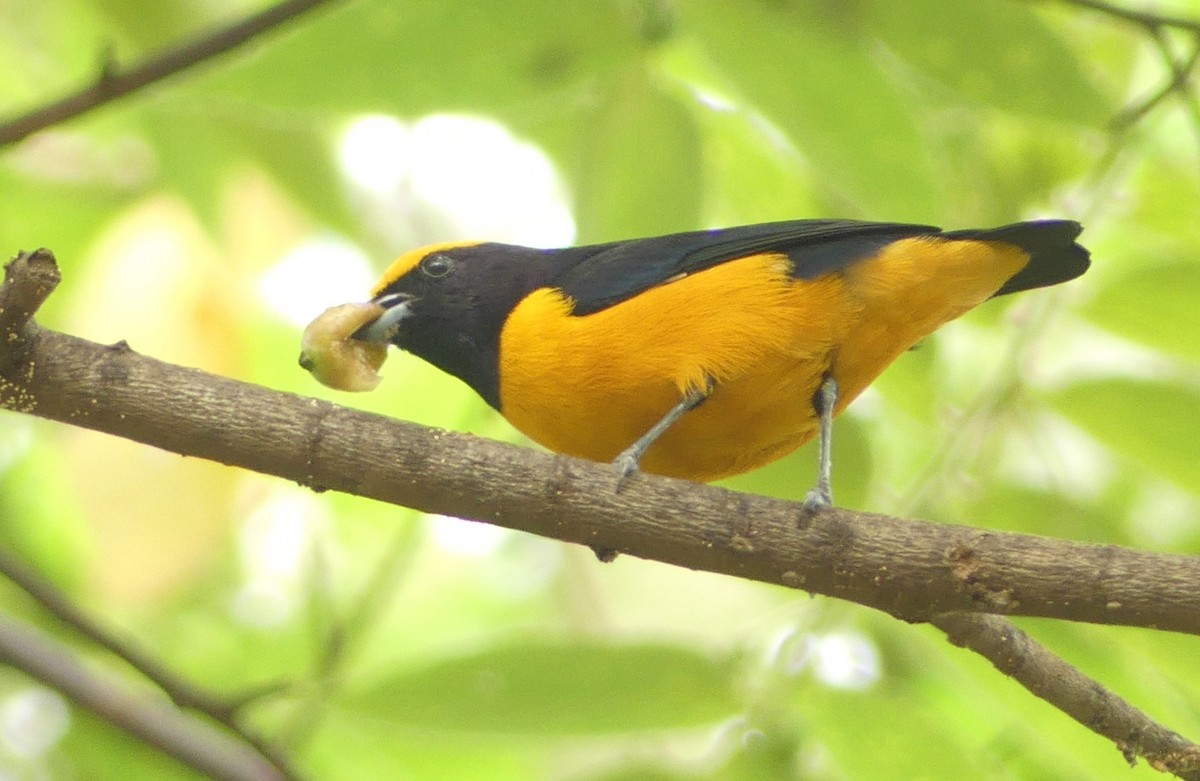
top-left (802, 487), bottom-right (832, 513)
top-left (612, 449), bottom-right (641, 492)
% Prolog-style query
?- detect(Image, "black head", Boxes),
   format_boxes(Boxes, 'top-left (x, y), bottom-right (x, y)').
top-left (354, 241), bottom-right (569, 409)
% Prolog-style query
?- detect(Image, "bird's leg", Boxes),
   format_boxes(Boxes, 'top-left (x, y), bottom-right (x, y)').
top-left (612, 378), bottom-right (714, 488)
top-left (803, 375), bottom-right (839, 512)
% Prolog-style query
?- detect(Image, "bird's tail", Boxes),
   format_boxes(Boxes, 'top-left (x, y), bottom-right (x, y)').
top-left (945, 220), bottom-right (1091, 297)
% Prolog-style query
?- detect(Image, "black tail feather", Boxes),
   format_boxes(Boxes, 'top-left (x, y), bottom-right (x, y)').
top-left (944, 220), bottom-right (1090, 297)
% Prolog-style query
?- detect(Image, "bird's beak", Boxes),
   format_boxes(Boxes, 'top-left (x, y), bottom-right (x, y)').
top-left (352, 293), bottom-right (415, 343)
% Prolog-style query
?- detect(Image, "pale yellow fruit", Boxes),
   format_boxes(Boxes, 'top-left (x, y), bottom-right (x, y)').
top-left (300, 302), bottom-right (388, 391)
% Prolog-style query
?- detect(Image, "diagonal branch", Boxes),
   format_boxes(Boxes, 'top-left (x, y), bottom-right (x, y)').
top-left (935, 613), bottom-right (1200, 780)
top-left (0, 544), bottom-right (303, 780)
top-left (1044, 0), bottom-right (1200, 138)
top-left (0, 611), bottom-right (287, 781)
top-left (2, 249), bottom-right (1199, 778)
top-left (1112, 38), bottom-right (1200, 132)
top-left (0, 0), bottom-right (339, 148)
top-left (1047, 0), bottom-right (1200, 35)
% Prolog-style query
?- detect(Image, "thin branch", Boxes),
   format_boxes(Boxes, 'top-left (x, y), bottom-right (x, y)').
top-left (0, 0), bottom-right (339, 148)
top-left (0, 248), bottom-right (58, 358)
top-left (1048, 0), bottom-right (1200, 35)
top-left (1112, 39), bottom-right (1200, 132)
top-left (317, 523), bottom-right (423, 677)
top-left (906, 0), bottom-right (1200, 513)
top-left (896, 292), bottom-right (1038, 517)
top-left (1042, 0), bottom-right (1200, 153)
top-left (0, 544), bottom-right (304, 781)
top-left (3, 249), bottom-right (1200, 778)
top-left (936, 613), bottom-right (1200, 780)
top-left (0, 612), bottom-right (287, 781)
top-left (1059, 0), bottom-right (1200, 190)
top-left (279, 522), bottom-right (424, 749)
top-left (0, 545), bottom-right (226, 717)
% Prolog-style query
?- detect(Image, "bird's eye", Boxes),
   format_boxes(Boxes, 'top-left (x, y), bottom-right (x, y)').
top-left (420, 253), bottom-right (456, 278)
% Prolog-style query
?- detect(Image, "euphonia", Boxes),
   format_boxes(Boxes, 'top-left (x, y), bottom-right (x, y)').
top-left (301, 219), bottom-right (1089, 508)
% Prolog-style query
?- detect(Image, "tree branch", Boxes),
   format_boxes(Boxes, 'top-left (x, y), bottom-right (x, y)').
top-left (1, 253), bottom-right (1194, 634)
top-left (0, 544), bottom-right (303, 780)
top-left (1043, 0), bottom-right (1200, 142)
top-left (0, 612), bottom-right (287, 781)
top-left (1112, 40), bottom-right (1200, 131)
top-left (0, 0), bottom-right (339, 148)
top-left (935, 613), bottom-right (1200, 780)
top-left (1047, 0), bottom-right (1200, 35)
top-left (0, 248), bottom-right (58, 352)
top-left (3, 249), bottom-right (1199, 778)
top-left (0, 250), bottom-right (1197, 631)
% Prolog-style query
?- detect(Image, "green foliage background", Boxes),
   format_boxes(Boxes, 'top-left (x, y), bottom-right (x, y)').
top-left (2, 0), bottom-right (1199, 779)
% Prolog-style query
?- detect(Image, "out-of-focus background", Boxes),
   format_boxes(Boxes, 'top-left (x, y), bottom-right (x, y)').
top-left (1, 1), bottom-right (1199, 779)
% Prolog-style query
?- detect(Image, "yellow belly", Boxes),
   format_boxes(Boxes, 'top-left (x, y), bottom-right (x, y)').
top-left (497, 237), bottom-right (1027, 482)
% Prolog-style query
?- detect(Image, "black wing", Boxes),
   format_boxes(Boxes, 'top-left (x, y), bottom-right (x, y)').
top-left (555, 219), bottom-right (941, 316)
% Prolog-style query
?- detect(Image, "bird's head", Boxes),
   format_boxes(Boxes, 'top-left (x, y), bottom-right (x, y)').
top-left (351, 241), bottom-right (563, 408)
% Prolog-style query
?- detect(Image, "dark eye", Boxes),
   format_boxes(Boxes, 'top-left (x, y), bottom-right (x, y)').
top-left (420, 253), bottom-right (455, 278)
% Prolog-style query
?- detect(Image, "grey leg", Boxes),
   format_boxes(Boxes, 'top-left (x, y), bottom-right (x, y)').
top-left (803, 375), bottom-right (838, 511)
top-left (613, 380), bottom-right (713, 486)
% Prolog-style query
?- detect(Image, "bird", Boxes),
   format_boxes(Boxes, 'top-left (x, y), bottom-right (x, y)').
top-left (305, 218), bottom-right (1089, 509)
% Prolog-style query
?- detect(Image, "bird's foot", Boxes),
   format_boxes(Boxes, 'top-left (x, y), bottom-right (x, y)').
top-left (612, 447), bottom-right (641, 493)
top-left (802, 486), bottom-right (833, 513)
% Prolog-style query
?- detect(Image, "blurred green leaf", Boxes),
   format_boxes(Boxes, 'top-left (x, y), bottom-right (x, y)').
top-left (305, 707), bottom-right (540, 781)
top-left (1083, 261), bottom-right (1200, 363)
top-left (696, 107), bottom-right (818, 226)
top-left (722, 413), bottom-right (872, 509)
top-left (1049, 378), bottom-right (1200, 493)
top-left (579, 720), bottom-right (803, 781)
top-left (970, 482), bottom-right (1127, 543)
top-left (871, 337), bottom-right (940, 422)
top-left (855, 616), bottom-right (1114, 780)
top-left (196, 0), bottom-right (633, 120)
top-left (0, 165), bottom-right (135, 279)
top-left (0, 0), bottom-right (109, 114)
top-left (94, 0), bottom-right (210, 52)
top-left (679, 1), bottom-right (938, 219)
top-left (1125, 157), bottom-right (1200, 244)
top-left (142, 96), bottom-right (355, 236)
top-left (0, 433), bottom-right (91, 591)
top-left (574, 67), bottom-right (703, 242)
top-left (582, 768), bottom-right (693, 781)
top-left (368, 350), bottom-right (494, 431)
top-left (344, 640), bottom-right (739, 735)
top-left (802, 683), bottom-right (996, 778)
top-left (658, 40), bottom-right (819, 225)
top-left (864, 0), bottom-right (1110, 126)
top-left (59, 708), bottom-right (205, 781)
top-left (177, 0), bottom-right (638, 228)
top-left (138, 107), bottom-right (230, 229)
top-left (220, 111), bottom-right (357, 235)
